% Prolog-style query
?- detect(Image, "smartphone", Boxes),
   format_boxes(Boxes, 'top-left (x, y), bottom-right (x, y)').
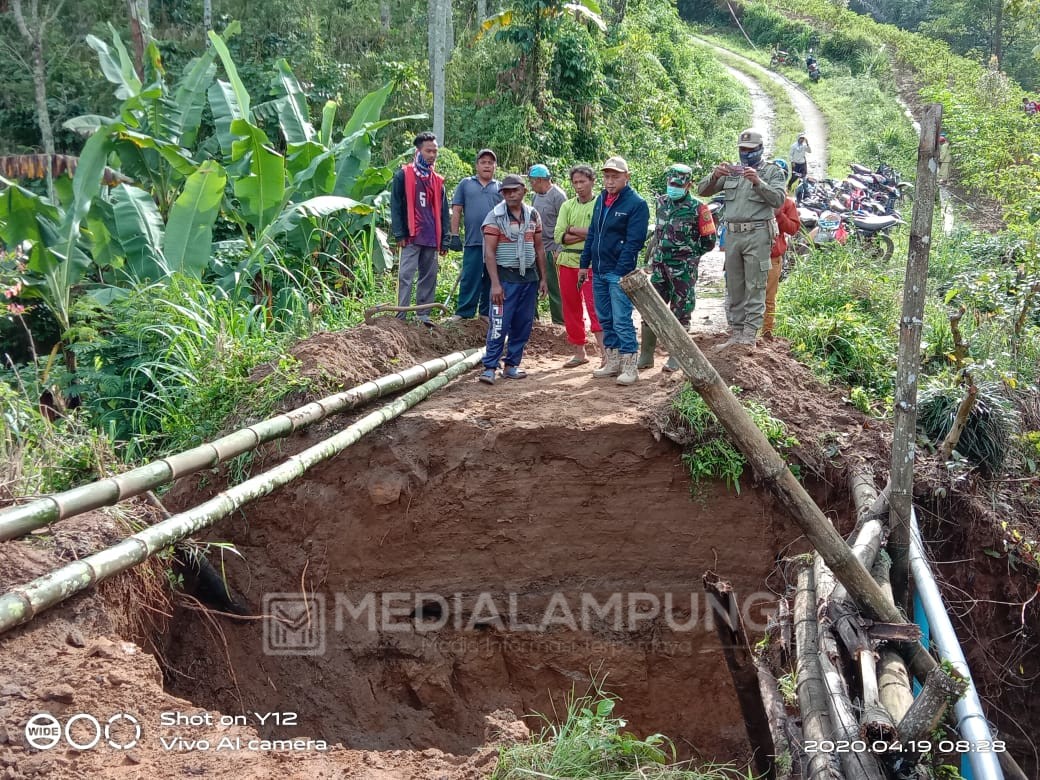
top-left (728, 164), bottom-right (745, 175)
top-left (577, 276), bottom-right (586, 291)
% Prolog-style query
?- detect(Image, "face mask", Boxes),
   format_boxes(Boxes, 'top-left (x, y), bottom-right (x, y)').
top-left (739, 148), bottom-right (764, 168)
top-left (666, 185), bottom-right (686, 200)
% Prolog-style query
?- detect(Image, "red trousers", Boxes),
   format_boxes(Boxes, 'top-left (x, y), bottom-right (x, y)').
top-left (558, 265), bottom-right (602, 345)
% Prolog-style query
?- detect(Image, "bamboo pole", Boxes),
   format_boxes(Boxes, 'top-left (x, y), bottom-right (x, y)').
top-left (621, 270), bottom-right (938, 681)
top-left (889, 103), bottom-right (943, 605)
top-left (0, 350), bottom-right (485, 635)
top-left (817, 622), bottom-right (887, 780)
top-left (878, 650), bottom-right (915, 724)
top-left (0, 349), bottom-right (480, 541)
top-left (793, 567), bottom-right (841, 780)
top-left (704, 572), bottom-right (775, 780)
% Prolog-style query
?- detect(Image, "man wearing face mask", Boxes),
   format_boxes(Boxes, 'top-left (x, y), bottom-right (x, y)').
top-left (698, 129), bottom-right (787, 351)
top-left (639, 164), bottom-right (717, 372)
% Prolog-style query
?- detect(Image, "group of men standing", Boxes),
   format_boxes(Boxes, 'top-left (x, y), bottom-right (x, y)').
top-left (389, 127), bottom-right (796, 386)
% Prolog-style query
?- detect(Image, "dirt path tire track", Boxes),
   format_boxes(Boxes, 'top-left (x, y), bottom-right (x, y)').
top-left (693, 35), bottom-right (828, 177)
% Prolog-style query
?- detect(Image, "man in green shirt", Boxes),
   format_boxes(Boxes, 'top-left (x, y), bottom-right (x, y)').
top-left (553, 165), bottom-right (605, 367)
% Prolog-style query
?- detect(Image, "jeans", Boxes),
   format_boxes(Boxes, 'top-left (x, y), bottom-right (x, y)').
top-left (456, 245), bottom-right (490, 318)
top-left (592, 271), bottom-right (637, 354)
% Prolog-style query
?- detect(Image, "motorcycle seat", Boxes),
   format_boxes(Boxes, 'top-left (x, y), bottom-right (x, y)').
top-left (851, 163), bottom-right (872, 175)
top-left (852, 214), bottom-right (901, 231)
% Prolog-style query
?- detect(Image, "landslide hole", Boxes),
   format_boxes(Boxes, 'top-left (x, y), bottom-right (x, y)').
top-left (161, 416), bottom-right (847, 759)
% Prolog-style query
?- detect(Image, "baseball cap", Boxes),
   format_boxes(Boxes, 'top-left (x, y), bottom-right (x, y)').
top-left (738, 129), bottom-right (764, 148)
top-left (601, 156), bottom-right (629, 173)
top-left (528, 163), bottom-right (550, 178)
top-left (476, 148), bottom-right (497, 162)
top-left (500, 173), bottom-right (526, 190)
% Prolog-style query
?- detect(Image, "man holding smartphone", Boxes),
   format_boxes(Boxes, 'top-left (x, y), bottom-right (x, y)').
top-left (698, 129), bottom-right (787, 352)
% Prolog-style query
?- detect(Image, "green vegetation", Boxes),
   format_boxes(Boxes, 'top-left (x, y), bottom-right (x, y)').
top-left (672, 384), bottom-right (799, 493)
top-left (492, 684), bottom-right (744, 780)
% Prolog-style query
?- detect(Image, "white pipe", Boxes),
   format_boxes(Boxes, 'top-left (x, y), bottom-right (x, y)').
top-left (910, 509), bottom-right (1004, 780)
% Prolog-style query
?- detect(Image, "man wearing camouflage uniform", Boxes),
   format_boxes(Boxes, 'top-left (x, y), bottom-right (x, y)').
top-left (639, 164), bottom-right (717, 372)
top-left (698, 129), bottom-right (787, 351)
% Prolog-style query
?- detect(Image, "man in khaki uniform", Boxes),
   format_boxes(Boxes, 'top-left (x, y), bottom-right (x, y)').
top-left (698, 129), bottom-right (787, 350)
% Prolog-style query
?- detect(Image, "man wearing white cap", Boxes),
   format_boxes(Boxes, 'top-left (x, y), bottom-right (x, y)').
top-left (789, 132), bottom-right (812, 188)
top-left (577, 156), bottom-right (650, 384)
top-left (529, 164), bottom-right (567, 325)
top-left (699, 129), bottom-right (787, 351)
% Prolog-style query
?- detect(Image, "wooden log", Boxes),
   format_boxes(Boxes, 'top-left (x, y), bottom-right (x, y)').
top-left (704, 572), bottom-right (775, 780)
top-left (793, 567), bottom-right (841, 780)
top-left (937, 371), bottom-right (978, 461)
top-left (757, 662), bottom-right (799, 780)
top-left (889, 103), bottom-right (943, 604)
top-left (878, 650), bottom-right (915, 725)
top-left (622, 270), bottom-right (938, 683)
top-left (896, 665), bottom-right (968, 744)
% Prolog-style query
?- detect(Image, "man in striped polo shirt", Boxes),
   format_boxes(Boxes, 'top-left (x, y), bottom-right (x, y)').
top-left (478, 174), bottom-right (549, 385)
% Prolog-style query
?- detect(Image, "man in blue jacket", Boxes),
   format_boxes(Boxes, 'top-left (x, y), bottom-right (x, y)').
top-left (577, 156), bottom-right (650, 385)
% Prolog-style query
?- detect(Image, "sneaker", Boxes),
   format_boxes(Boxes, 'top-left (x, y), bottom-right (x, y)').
top-left (502, 366), bottom-right (528, 379)
top-left (478, 368), bottom-right (497, 385)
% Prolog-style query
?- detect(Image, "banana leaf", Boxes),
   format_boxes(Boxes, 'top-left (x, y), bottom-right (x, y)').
top-left (231, 119), bottom-right (286, 232)
top-left (208, 29), bottom-right (251, 119)
top-left (86, 27), bottom-right (142, 100)
top-left (320, 100), bottom-right (338, 147)
top-left (287, 142), bottom-right (335, 195)
top-left (164, 160), bottom-right (227, 279)
top-left (110, 184), bottom-right (167, 282)
top-left (172, 50), bottom-right (218, 147)
top-left (272, 59), bottom-right (314, 144)
top-left (208, 80), bottom-right (244, 158)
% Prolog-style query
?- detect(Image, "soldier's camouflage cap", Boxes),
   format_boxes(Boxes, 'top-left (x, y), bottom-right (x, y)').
top-left (666, 163), bottom-right (693, 185)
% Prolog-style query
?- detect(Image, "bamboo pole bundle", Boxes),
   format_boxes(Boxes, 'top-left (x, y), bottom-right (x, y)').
top-left (793, 567), bottom-right (841, 780)
top-left (0, 349), bottom-right (481, 541)
top-left (0, 350), bottom-right (485, 635)
top-left (621, 271), bottom-right (937, 682)
top-left (817, 621), bottom-right (887, 780)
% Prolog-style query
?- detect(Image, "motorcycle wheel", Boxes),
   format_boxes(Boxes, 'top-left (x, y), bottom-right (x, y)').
top-left (860, 233), bottom-right (894, 263)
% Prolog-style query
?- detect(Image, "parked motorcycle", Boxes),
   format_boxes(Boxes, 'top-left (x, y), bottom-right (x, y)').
top-left (770, 46), bottom-right (795, 68)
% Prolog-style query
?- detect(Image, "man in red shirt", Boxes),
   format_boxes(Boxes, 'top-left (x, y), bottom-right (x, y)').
top-left (763, 160), bottom-right (801, 339)
top-left (390, 132), bottom-right (450, 323)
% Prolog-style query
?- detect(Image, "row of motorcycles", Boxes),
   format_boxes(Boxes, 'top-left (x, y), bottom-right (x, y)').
top-left (708, 162), bottom-right (910, 268)
top-left (769, 46), bottom-right (821, 83)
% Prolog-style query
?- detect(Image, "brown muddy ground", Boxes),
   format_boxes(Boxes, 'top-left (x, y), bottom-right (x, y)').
top-left (1, 318), bottom-right (1037, 778)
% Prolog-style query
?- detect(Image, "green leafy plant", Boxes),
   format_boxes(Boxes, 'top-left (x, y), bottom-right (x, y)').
top-left (918, 379), bottom-right (1019, 475)
top-left (671, 384), bottom-right (799, 494)
top-left (493, 681), bottom-right (743, 779)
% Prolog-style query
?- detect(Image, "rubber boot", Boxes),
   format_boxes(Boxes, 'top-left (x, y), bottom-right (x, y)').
top-left (637, 324), bottom-right (657, 369)
top-left (712, 327), bottom-right (742, 353)
top-left (662, 355), bottom-right (680, 372)
top-left (593, 348), bottom-right (620, 378)
top-left (616, 353), bottom-right (639, 385)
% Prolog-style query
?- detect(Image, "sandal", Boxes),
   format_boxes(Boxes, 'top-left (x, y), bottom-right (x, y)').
top-left (563, 356), bottom-right (590, 368)
top-left (502, 366), bottom-right (528, 379)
